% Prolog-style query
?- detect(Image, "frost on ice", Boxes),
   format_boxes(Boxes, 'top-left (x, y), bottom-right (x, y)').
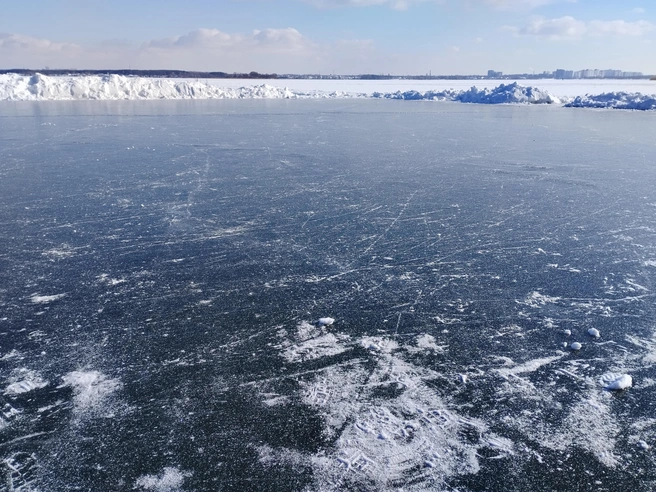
top-left (135, 467), bottom-right (187, 491)
top-left (60, 370), bottom-right (121, 417)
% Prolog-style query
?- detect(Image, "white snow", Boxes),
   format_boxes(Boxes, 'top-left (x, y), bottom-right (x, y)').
top-left (279, 320), bottom-right (349, 363)
top-left (4, 369), bottom-right (48, 395)
top-left (282, 333), bottom-right (348, 363)
top-left (135, 467), bottom-right (187, 491)
top-left (0, 73), bottom-right (295, 101)
top-left (588, 328), bottom-right (601, 338)
top-left (360, 336), bottom-right (399, 353)
top-left (373, 82), bottom-right (560, 104)
top-left (600, 373), bottom-right (632, 391)
top-left (405, 333), bottom-right (447, 354)
top-left (565, 92), bottom-right (656, 110)
top-left (523, 291), bottom-right (561, 308)
top-left (1, 73), bottom-right (654, 109)
top-left (60, 370), bottom-right (121, 416)
top-left (29, 293), bottom-right (66, 304)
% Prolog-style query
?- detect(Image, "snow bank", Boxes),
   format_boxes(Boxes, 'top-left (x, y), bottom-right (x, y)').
top-left (0, 73), bottom-right (296, 101)
top-left (375, 83), bottom-right (561, 104)
top-left (1, 73), bottom-right (655, 110)
top-left (565, 92), bottom-right (656, 110)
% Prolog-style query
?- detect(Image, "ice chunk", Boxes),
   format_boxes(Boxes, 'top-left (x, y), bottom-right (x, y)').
top-left (570, 342), bottom-right (582, 351)
top-left (600, 373), bottom-right (632, 391)
top-left (317, 317), bottom-right (335, 326)
top-left (5, 379), bottom-right (47, 395)
top-left (588, 328), bottom-right (601, 338)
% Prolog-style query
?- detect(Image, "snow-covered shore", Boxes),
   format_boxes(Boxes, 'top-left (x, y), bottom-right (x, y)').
top-left (1, 73), bottom-right (655, 110)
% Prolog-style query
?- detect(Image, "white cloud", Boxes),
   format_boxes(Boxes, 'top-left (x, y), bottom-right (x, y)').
top-left (0, 32), bottom-right (79, 53)
top-left (0, 28), bottom-right (386, 74)
top-left (631, 7), bottom-right (645, 14)
top-left (507, 16), bottom-right (654, 40)
top-left (304, 0), bottom-right (441, 10)
top-left (473, 0), bottom-right (575, 10)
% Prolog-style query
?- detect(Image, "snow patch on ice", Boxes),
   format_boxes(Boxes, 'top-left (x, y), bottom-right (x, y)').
top-left (495, 355), bottom-right (563, 379)
top-left (256, 444), bottom-right (307, 467)
top-left (279, 321), bottom-right (349, 363)
top-left (360, 336), bottom-right (399, 353)
top-left (29, 293), bottom-right (66, 304)
top-left (283, 333), bottom-right (349, 363)
top-left (135, 467), bottom-right (188, 491)
top-left (302, 350), bottom-right (513, 489)
top-left (4, 369), bottom-right (48, 395)
top-left (541, 391), bottom-right (621, 467)
top-left (60, 370), bottom-right (121, 416)
top-left (523, 291), bottom-right (560, 308)
top-left (405, 333), bottom-right (447, 354)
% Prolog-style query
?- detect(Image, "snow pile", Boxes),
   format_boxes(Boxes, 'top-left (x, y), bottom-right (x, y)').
top-left (0, 73), bottom-right (296, 101)
top-left (600, 373), bottom-right (632, 391)
top-left (565, 92), bottom-right (656, 110)
top-left (375, 83), bottom-right (561, 104)
top-left (3, 73), bottom-right (655, 109)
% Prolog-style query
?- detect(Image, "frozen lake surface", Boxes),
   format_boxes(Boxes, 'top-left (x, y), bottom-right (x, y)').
top-left (1, 100), bottom-right (656, 490)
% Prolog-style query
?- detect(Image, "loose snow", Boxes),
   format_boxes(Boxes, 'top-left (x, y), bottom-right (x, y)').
top-left (60, 370), bottom-right (121, 416)
top-left (135, 467), bottom-right (187, 491)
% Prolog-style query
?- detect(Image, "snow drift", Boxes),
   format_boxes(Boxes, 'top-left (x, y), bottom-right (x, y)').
top-left (374, 83), bottom-right (561, 104)
top-left (565, 92), bottom-right (656, 110)
top-left (1, 73), bottom-right (655, 110)
top-left (0, 73), bottom-right (296, 101)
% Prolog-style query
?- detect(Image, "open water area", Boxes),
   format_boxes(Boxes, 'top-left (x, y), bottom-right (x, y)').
top-left (1, 100), bottom-right (656, 491)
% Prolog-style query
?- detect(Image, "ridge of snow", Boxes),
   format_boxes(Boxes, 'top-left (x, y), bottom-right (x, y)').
top-left (565, 92), bottom-right (656, 110)
top-left (1, 73), bottom-right (655, 109)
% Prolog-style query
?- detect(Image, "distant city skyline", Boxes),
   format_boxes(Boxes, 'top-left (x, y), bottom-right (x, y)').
top-left (1, 1), bottom-right (655, 75)
top-left (487, 68), bottom-right (646, 79)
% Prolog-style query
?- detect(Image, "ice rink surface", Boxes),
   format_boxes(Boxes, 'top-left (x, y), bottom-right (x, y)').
top-left (1, 100), bottom-right (656, 490)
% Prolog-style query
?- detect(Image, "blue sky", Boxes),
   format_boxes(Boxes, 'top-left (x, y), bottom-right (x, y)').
top-left (1, 0), bottom-right (654, 74)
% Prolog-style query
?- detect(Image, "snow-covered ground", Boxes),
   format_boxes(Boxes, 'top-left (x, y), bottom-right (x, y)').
top-left (203, 77), bottom-right (656, 99)
top-left (1, 73), bottom-right (655, 109)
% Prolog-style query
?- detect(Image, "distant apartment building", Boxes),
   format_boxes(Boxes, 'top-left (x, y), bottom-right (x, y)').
top-left (487, 70), bottom-right (503, 78)
top-left (553, 68), bottom-right (643, 79)
top-left (554, 69), bottom-right (574, 79)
